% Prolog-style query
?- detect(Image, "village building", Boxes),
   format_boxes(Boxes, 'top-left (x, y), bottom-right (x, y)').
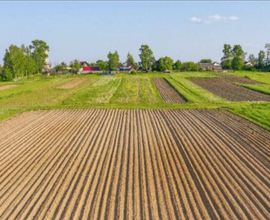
top-left (198, 62), bottom-right (223, 71)
top-left (78, 66), bottom-right (102, 74)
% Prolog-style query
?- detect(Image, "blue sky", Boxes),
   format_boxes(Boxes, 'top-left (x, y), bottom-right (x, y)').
top-left (0, 1), bottom-right (270, 65)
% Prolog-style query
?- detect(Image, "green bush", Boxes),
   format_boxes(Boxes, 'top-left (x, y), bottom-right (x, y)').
top-left (1, 68), bottom-right (13, 81)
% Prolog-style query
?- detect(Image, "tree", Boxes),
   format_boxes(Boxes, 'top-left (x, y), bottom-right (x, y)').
top-left (133, 62), bottom-right (139, 70)
top-left (3, 45), bottom-right (26, 79)
top-left (1, 68), bottom-right (13, 81)
top-left (21, 44), bottom-right (37, 75)
top-left (265, 43), bottom-right (270, 66)
top-left (107, 51), bottom-right (119, 71)
top-left (0, 64), bottom-right (2, 74)
top-left (174, 60), bottom-right (182, 71)
top-left (70, 59), bottom-right (81, 71)
top-left (30, 39), bottom-right (49, 73)
top-left (126, 52), bottom-right (135, 67)
top-left (139, 45), bottom-right (155, 72)
top-left (182, 62), bottom-right (200, 71)
top-left (258, 50), bottom-right (265, 70)
top-left (157, 56), bottom-right (174, 71)
top-left (231, 45), bottom-right (245, 70)
top-left (96, 60), bottom-right (108, 71)
top-left (247, 54), bottom-right (257, 65)
top-left (221, 44), bottom-right (232, 69)
top-left (200, 59), bottom-right (212, 63)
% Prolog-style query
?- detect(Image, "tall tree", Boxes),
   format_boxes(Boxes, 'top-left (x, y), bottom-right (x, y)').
top-left (200, 59), bottom-right (212, 63)
top-left (174, 60), bottom-right (182, 71)
top-left (265, 43), bottom-right (270, 66)
top-left (158, 56), bottom-right (174, 71)
top-left (258, 50), bottom-right (265, 70)
top-left (126, 52), bottom-right (135, 67)
top-left (30, 39), bottom-right (49, 73)
top-left (247, 54), bottom-right (257, 65)
top-left (3, 45), bottom-right (26, 78)
top-left (221, 44), bottom-right (232, 69)
top-left (70, 59), bottom-right (81, 71)
top-left (139, 45), bottom-right (155, 72)
top-left (21, 44), bottom-right (37, 75)
top-left (231, 45), bottom-right (245, 70)
top-left (107, 51), bottom-right (119, 71)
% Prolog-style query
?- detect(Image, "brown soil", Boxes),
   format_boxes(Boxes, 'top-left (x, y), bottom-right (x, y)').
top-left (152, 78), bottom-right (186, 103)
top-left (0, 109), bottom-right (269, 220)
top-left (190, 78), bottom-right (270, 102)
top-left (0, 85), bottom-right (17, 91)
top-left (58, 78), bottom-right (86, 89)
top-left (214, 74), bottom-right (262, 84)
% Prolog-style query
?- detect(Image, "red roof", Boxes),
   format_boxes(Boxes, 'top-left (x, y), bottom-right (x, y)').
top-left (83, 66), bottom-right (100, 71)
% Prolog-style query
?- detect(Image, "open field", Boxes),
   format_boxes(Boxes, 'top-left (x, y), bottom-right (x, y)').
top-left (0, 109), bottom-right (269, 220)
top-left (190, 78), bottom-right (270, 102)
top-left (152, 78), bottom-right (186, 103)
top-left (0, 72), bottom-right (270, 130)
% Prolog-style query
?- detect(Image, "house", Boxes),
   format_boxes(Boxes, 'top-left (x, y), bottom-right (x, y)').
top-left (116, 65), bottom-right (135, 73)
top-left (244, 61), bottom-right (253, 66)
top-left (78, 66), bottom-right (102, 74)
top-left (198, 62), bottom-right (223, 71)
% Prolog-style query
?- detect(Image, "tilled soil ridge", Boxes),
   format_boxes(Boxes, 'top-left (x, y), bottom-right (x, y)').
top-left (0, 109), bottom-right (269, 220)
top-left (190, 78), bottom-right (270, 102)
top-left (152, 78), bottom-right (186, 103)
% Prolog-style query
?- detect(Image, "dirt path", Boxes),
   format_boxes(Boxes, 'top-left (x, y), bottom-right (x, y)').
top-left (152, 78), bottom-right (186, 103)
top-left (0, 109), bottom-right (269, 220)
top-left (0, 85), bottom-right (17, 91)
top-left (58, 78), bottom-right (86, 89)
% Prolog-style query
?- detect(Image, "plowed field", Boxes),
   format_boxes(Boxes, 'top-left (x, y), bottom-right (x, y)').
top-left (152, 78), bottom-right (186, 103)
top-left (215, 74), bottom-right (262, 84)
top-left (0, 109), bottom-right (269, 220)
top-left (190, 78), bottom-right (270, 102)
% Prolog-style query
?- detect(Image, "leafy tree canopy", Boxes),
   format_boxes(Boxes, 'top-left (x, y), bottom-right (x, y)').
top-left (139, 45), bottom-right (155, 72)
top-left (107, 51), bottom-right (119, 71)
top-left (158, 56), bottom-right (174, 71)
top-left (30, 39), bottom-right (49, 73)
top-left (200, 59), bottom-right (212, 63)
top-left (174, 60), bottom-right (182, 71)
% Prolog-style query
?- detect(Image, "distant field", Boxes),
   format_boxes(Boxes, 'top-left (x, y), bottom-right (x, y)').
top-left (0, 71), bottom-right (270, 130)
top-left (0, 109), bottom-right (269, 220)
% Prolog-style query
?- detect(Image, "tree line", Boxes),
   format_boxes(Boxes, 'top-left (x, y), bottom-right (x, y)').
top-left (221, 43), bottom-right (270, 71)
top-left (1, 40), bottom-right (270, 81)
top-left (0, 40), bottom-right (49, 81)
top-left (63, 45), bottom-right (201, 74)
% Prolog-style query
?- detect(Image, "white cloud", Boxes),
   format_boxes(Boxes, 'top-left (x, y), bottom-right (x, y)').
top-left (190, 17), bottom-right (204, 23)
top-left (190, 15), bottom-right (238, 24)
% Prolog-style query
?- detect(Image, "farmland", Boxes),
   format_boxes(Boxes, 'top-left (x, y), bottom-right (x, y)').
top-left (190, 78), bottom-right (270, 102)
top-left (0, 71), bottom-right (270, 220)
top-left (152, 78), bottom-right (186, 103)
top-left (0, 109), bottom-right (269, 220)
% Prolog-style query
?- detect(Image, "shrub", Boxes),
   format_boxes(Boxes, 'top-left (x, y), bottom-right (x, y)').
top-left (1, 68), bottom-right (13, 81)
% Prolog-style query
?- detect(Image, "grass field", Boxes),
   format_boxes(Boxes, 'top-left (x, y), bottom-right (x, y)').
top-left (0, 71), bottom-right (270, 130)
